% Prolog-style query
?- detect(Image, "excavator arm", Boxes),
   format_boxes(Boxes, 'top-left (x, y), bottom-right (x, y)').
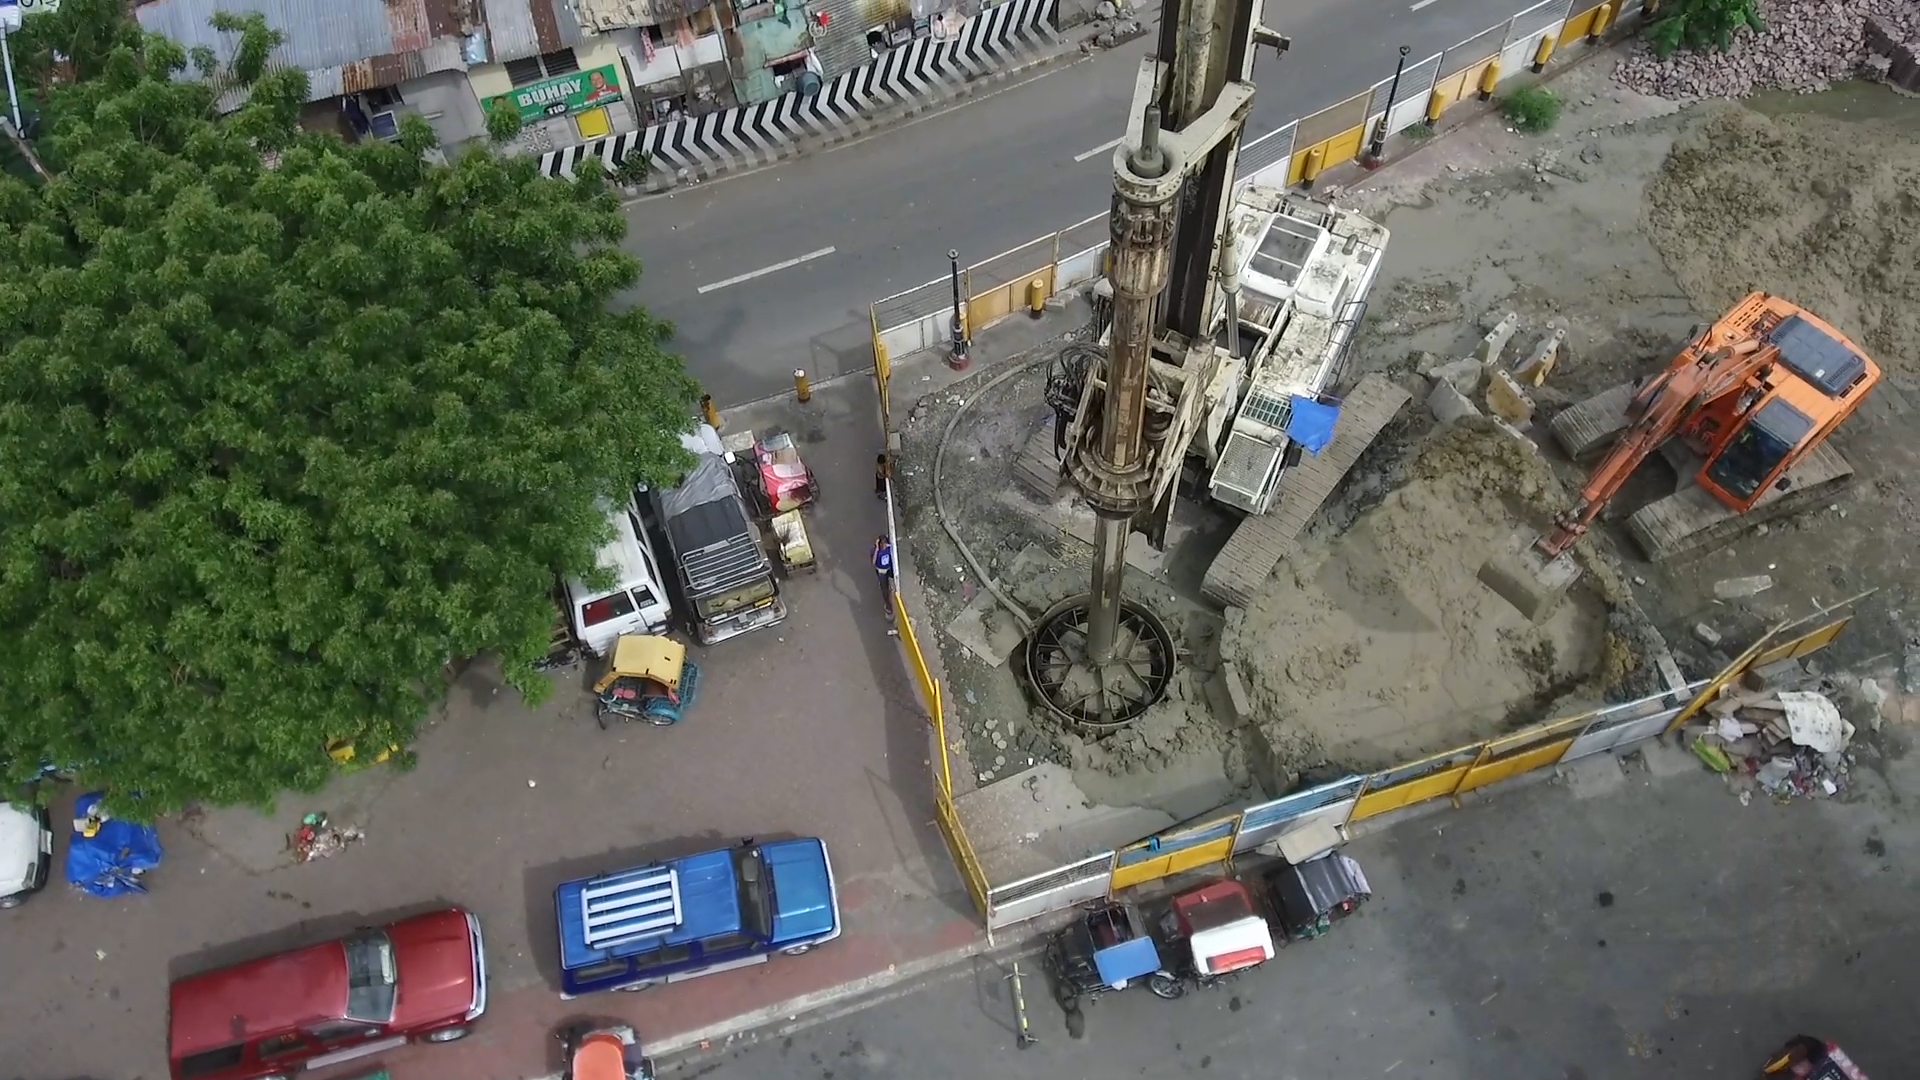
top-left (1537, 331), bottom-right (1768, 558)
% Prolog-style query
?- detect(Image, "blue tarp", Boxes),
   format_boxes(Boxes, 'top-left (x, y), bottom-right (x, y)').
top-left (1093, 936), bottom-right (1165, 988)
top-left (1287, 396), bottom-right (1342, 455)
top-left (65, 792), bottom-right (162, 898)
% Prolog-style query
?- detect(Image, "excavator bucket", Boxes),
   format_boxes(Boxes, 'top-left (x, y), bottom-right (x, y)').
top-left (1476, 528), bottom-right (1584, 622)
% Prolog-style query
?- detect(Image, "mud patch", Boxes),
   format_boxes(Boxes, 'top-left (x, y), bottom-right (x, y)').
top-left (1229, 422), bottom-right (1620, 773)
top-left (1644, 103), bottom-right (1920, 375)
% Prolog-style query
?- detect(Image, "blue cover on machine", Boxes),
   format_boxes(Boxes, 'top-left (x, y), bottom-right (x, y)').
top-left (1287, 396), bottom-right (1341, 455)
top-left (65, 792), bottom-right (163, 898)
top-left (1093, 935), bottom-right (1164, 987)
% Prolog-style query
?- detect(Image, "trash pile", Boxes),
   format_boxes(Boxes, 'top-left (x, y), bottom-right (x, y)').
top-left (288, 812), bottom-right (366, 863)
top-left (1686, 685), bottom-right (1859, 804)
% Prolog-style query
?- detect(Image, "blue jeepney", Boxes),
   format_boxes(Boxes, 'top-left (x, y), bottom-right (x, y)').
top-left (556, 838), bottom-right (841, 998)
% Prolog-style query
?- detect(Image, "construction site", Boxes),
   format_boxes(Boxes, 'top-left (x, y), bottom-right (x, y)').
top-left (886, 19), bottom-right (1920, 888)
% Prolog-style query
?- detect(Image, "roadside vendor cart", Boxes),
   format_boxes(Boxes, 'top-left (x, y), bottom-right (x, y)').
top-left (769, 509), bottom-right (817, 575)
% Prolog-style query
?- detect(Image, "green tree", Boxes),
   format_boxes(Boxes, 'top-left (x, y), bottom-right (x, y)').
top-left (1646, 0), bottom-right (1766, 56)
top-left (0, 10), bottom-right (697, 812)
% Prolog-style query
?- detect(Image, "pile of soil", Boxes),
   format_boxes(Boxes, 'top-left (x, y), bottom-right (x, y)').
top-left (1643, 103), bottom-right (1920, 373)
top-left (1229, 422), bottom-right (1627, 770)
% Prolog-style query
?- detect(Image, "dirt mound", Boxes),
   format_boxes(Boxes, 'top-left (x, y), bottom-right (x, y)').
top-left (1613, 0), bottom-right (1920, 100)
top-left (1643, 103), bottom-right (1920, 373)
top-left (1230, 422), bottom-right (1616, 769)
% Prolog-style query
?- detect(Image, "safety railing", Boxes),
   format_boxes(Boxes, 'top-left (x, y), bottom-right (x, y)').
top-left (971, 609), bottom-right (1853, 934)
top-left (869, 0), bottom-right (1646, 365)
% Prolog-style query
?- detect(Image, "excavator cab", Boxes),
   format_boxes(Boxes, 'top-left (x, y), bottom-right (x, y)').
top-left (1479, 293), bottom-right (1879, 620)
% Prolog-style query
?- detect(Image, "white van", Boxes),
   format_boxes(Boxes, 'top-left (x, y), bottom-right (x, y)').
top-left (0, 801), bottom-right (54, 909)
top-left (564, 500), bottom-right (674, 657)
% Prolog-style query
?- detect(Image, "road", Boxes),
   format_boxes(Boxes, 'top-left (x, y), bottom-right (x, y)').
top-left (683, 739), bottom-right (1920, 1079)
top-left (621, 0), bottom-right (1532, 406)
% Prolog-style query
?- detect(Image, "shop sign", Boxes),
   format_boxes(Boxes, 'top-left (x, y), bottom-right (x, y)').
top-left (491, 64), bottom-right (623, 124)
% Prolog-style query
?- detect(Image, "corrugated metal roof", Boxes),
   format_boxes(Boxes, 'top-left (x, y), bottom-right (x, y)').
top-left (135, 0), bottom-right (473, 102)
top-left (486, 0), bottom-right (587, 63)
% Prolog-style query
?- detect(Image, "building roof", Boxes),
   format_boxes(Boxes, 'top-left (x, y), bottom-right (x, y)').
top-left (134, 0), bottom-right (478, 102)
top-left (564, 0), bottom-right (712, 33)
top-left (483, 0), bottom-right (588, 63)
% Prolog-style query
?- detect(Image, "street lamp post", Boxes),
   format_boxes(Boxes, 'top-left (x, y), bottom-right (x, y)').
top-left (947, 247), bottom-right (970, 371)
top-left (1364, 45), bottom-right (1411, 167)
top-left (1, 2), bottom-right (24, 134)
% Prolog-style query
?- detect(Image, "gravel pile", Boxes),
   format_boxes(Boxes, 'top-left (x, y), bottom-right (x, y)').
top-left (1614, 0), bottom-right (1920, 99)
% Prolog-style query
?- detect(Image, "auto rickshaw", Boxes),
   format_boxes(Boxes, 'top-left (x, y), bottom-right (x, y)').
top-left (592, 634), bottom-right (700, 729)
top-left (1260, 851), bottom-right (1372, 943)
top-left (1043, 899), bottom-right (1180, 1038)
top-left (1155, 879), bottom-right (1276, 990)
top-left (559, 1023), bottom-right (656, 1080)
top-left (1763, 1036), bottom-right (1868, 1079)
top-left (723, 427), bottom-right (819, 515)
top-left (770, 508), bottom-right (817, 575)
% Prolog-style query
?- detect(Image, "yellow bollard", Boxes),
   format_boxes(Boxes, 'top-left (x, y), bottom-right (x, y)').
top-left (700, 393), bottom-right (722, 431)
top-left (1590, 1), bottom-right (1615, 41)
top-left (1532, 31), bottom-right (1559, 71)
top-left (794, 368), bottom-right (812, 403)
top-left (1477, 60), bottom-right (1501, 100)
top-left (1027, 277), bottom-right (1047, 317)
top-left (1426, 86), bottom-right (1451, 125)
top-left (1300, 145), bottom-right (1326, 186)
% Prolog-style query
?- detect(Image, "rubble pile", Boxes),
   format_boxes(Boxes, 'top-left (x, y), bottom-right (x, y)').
top-left (1681, 665), bottom-right (1875, 805)
top-left (1613, 0), bottom-right (1920, 99)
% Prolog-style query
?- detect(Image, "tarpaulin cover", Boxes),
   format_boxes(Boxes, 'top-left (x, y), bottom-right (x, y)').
top-left (65, 792), bottom-right (162, 898)
top-left (1092, 935), bottom-right (1164, 988)
top-left (1287, 396), bottom-right (1341, 455)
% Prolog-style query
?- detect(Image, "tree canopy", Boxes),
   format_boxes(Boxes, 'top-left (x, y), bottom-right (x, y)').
top-left (0, 4), bottom-right (697, 812)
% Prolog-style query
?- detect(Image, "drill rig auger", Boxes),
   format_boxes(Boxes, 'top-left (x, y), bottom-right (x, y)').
top-left (1479, 292), bottom-right (1881, 620)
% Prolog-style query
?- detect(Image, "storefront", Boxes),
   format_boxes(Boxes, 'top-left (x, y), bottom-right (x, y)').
top-left (467, 38), bottom-right (639, 150)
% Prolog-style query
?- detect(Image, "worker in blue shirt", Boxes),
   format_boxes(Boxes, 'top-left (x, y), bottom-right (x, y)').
top-left (872, 534), bottom-right (895, 616)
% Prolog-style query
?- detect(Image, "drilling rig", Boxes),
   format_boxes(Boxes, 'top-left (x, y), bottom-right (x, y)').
top-left (1021, 0), bottom-right (1403, 729)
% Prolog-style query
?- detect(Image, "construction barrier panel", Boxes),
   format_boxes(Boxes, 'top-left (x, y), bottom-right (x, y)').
top-left (986, 853), bottom-right (1116, 932)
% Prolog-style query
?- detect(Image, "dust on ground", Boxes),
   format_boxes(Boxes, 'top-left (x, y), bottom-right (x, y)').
top-left (1334, 61), bottom-right (1920, 728)
top-left (1233, 422), bottom-right (1627, 771)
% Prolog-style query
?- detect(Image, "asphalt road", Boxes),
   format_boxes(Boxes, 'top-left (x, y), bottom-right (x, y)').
top-left (683, 738), bottom-right (1920, 1079)
top-left (621, 0), bottom-right (1534, 406)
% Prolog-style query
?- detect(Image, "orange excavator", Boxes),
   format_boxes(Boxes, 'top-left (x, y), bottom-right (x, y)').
top-left (1481, 292), bottom-right (1880, 618)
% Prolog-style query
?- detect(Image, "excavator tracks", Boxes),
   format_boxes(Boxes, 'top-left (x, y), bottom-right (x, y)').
top-left (1626, 441), bottom-right (1854, 563)
top-left (1547, 381), bottom-right (1637, 462)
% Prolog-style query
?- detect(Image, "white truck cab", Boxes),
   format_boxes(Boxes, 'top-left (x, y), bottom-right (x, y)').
top-left (0, 801), bottom-right (55, 908)
top-left (564, 500), bottom-right (674, 657)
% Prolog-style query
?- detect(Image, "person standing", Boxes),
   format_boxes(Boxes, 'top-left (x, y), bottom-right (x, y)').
top-left (874, 453), bottom-right (890, 499)
top-left (872, 533), bottom-right (895, 616)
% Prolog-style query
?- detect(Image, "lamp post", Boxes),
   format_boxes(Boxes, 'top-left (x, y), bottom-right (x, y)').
top-left (1364, 45), bottom-right (1411, 168)
top-left (947, 247), bottom-right (970, 371)
top-left (1, 1), bottom-right (23, 134)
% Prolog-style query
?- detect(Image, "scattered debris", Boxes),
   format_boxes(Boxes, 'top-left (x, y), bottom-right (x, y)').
top-left (289, 813), bottom-right (366, 863)
top-left (1712, 574), bottom-right (1775, 600)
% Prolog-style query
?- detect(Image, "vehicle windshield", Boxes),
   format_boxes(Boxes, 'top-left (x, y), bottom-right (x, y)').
top-left (732, 847), bottom-right (775, 939)
top-left (1707, 399), bottom-right (1811, 499)
top-left (342, 930), bottom-right (398, 1023)
top-left (696, 578), bottom-right (775, 620)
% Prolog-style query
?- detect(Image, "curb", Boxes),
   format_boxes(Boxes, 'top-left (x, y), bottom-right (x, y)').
top-left (625, 42), bottom-right (1088, 203)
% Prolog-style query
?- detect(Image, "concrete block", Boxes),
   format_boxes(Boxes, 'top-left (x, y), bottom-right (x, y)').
top-left (1220, 605), bottom-right (1246, 663)
top-left (1560, 753), bottom-right (1629, 800)
top-left (1484, 369), bottom-right (1536, 427)
top-left (1426, 356), bottom-right (1485, 396)
top-left (1640, 738), bottom-right (1701, 780)
top-left (1694, 622), bottom-right (1723, 647)
top-left (1904, 640), bottom-right (1920, 694)
top-left (1473, 312), bottom-right (1521, 367)
top-left (1427, 380), bottom-right (1481, 423)
top-left (1218, 660), bottom-right (1255, 723)
top-left (1713, 574), bottom-right (1774, 600)
top-left (1515, 328), bottom-right (1567, 385)
top-left (1742, 657), bottom-right (1806, 692)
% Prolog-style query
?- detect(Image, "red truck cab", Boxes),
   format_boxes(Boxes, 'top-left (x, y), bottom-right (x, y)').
top-left (167, 907), bottom-right (488, 1080)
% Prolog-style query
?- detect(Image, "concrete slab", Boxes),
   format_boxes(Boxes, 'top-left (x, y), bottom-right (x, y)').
top-left (955, 764), bottom-right (1176, 884)
top-left (944, 589), bottom-right (1025, 667)
top-left (1559, 753), bottom-right (1629, 800)
top-left (1639, 737), bottom-right (1705, 780)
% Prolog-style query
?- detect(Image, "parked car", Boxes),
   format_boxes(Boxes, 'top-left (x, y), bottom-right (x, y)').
top-left (0, 801), bottom-right (54, 908)
top-left (564, 497), bottom-right (675, 657)
top-left (556, 838), bottom-right (840, 998)
top-left (167, 908), bottom-right (488, 1080)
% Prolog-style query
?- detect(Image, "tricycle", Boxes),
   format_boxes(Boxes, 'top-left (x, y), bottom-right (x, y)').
top-left (1260, 850), bottom-right (1372, 943)
top-left (1043, 899), bottom-right (1181, 1038)
top-left (1763, 1036), bottom-right (1868, 1079)
top-left (592, 634), bottom-right (700, 728)
top-left (1153, 879), bottom-right (1276, 992)
top-left (559, 1023), bottom-right (656, 1080)
top-left (769, 508), bottom-right (817, 575)
top-left (724, 427), bottom-right (819, 516)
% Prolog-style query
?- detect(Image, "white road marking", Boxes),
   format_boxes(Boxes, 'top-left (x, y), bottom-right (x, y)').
top-left (1410, 0), bottom-right (1441, 9)
top-left (696, 247), bottom-right (838, 294)
top-left (1072, 136), bottom-right (1126, 163)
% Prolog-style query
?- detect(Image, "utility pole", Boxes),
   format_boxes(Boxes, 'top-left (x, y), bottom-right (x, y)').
top-left (1, 0), bottom-right (23, 133)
